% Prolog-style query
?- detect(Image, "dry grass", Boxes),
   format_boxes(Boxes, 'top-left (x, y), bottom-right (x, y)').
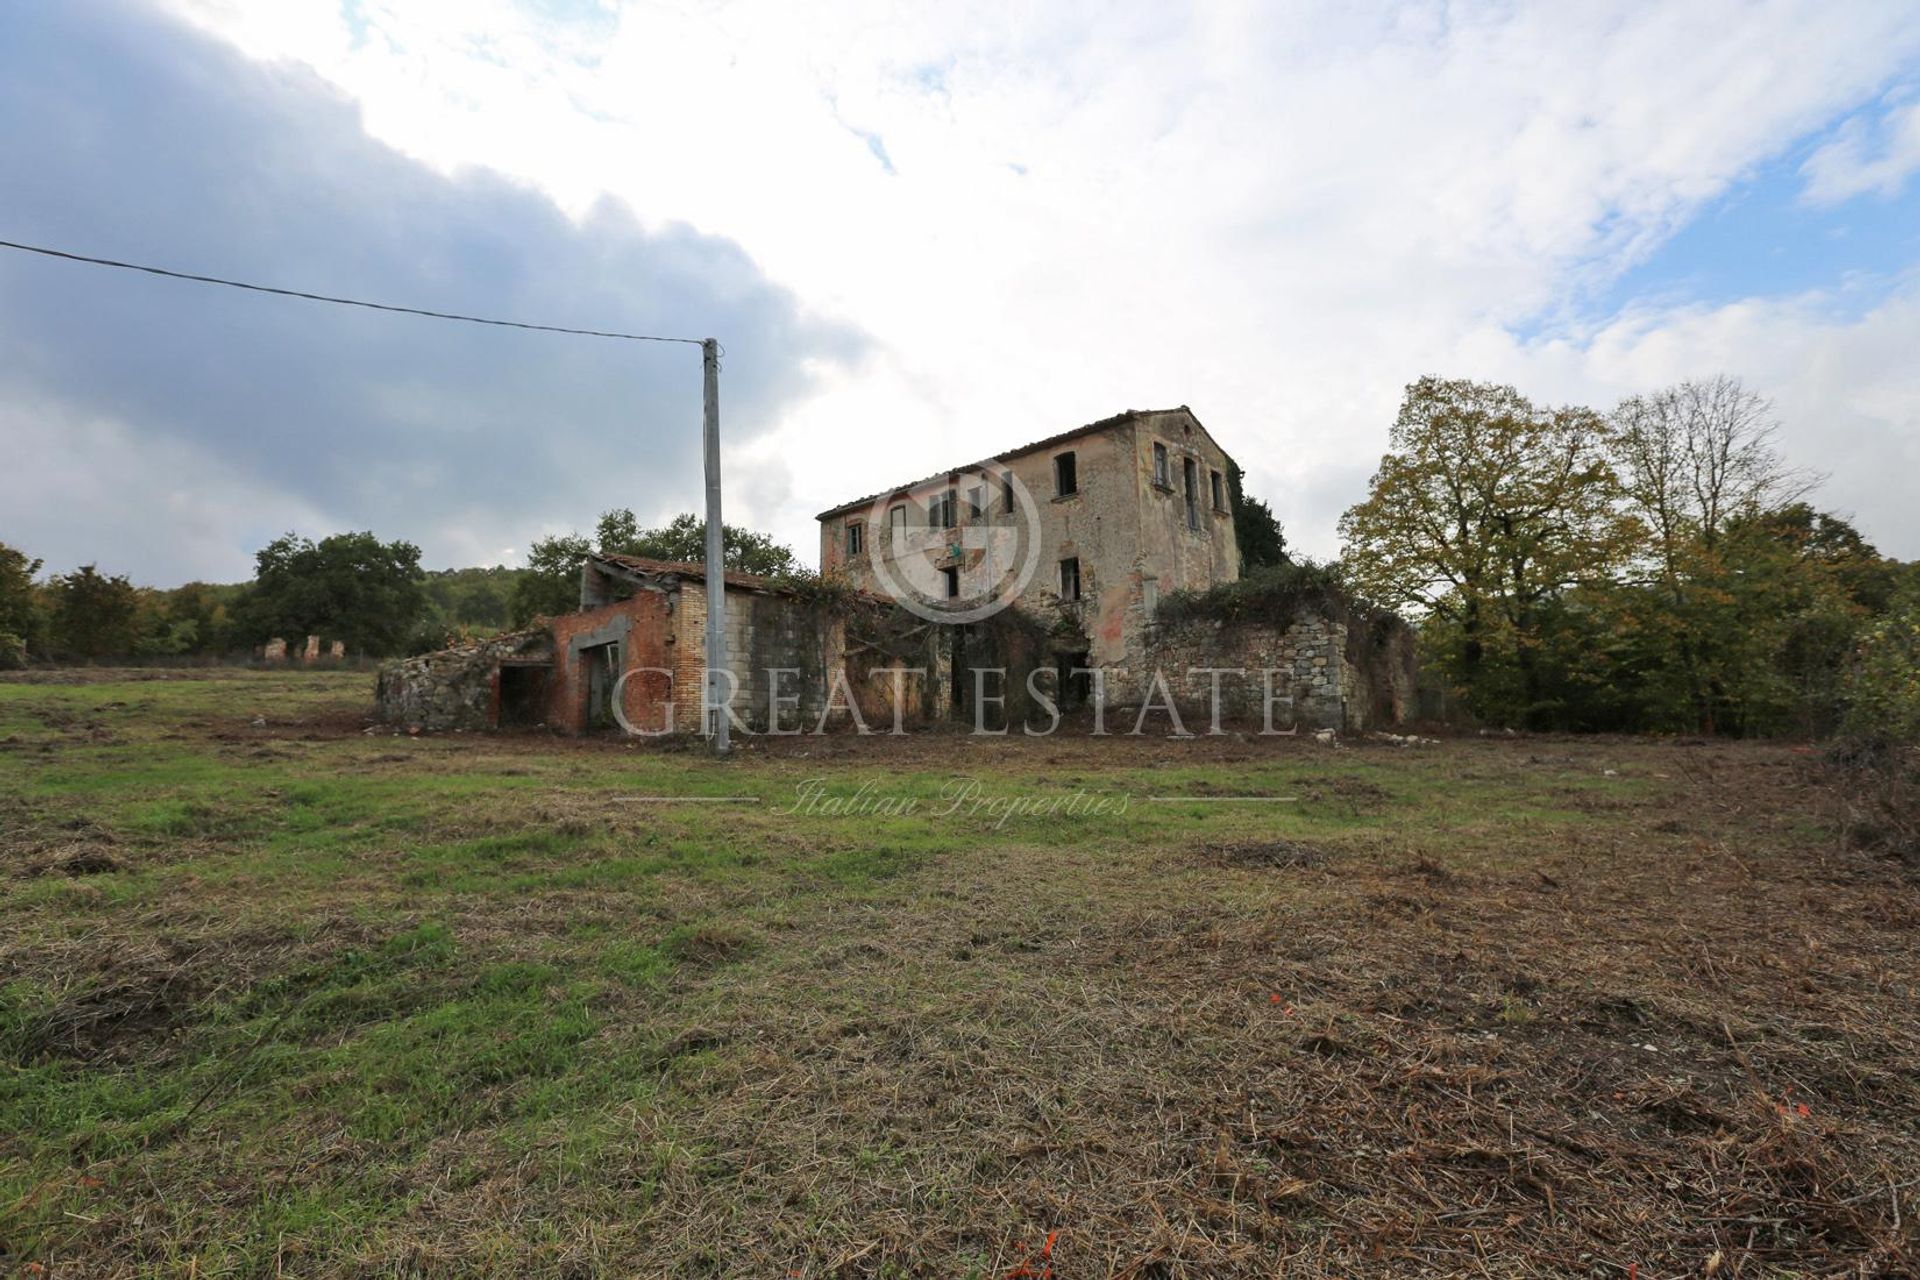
top-left (1, 670), bottom-right (1917, 1277)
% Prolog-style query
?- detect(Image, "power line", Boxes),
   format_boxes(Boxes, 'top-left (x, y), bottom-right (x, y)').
top-left (0, 237), bottom-right (706, 345)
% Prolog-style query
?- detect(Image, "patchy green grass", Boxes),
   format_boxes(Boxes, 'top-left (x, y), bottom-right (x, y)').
top-left (1, 669), bottom-right (1916, 1278)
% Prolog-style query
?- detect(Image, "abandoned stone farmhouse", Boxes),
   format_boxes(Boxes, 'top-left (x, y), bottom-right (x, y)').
top-left (816, 407), bottom-right (1240, 682)
top-left (376, 408), bottom-right (1414, 735)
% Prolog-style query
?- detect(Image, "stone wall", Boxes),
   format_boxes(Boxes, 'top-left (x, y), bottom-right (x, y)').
top-left (1139, 607), bottom-right (1414, 731)
top-left (373, 630), bottom-right (553, 732)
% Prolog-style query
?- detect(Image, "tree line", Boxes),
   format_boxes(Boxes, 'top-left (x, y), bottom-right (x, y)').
top-left (0, 510), bottom-right (816, 669)
top-left (1339, 375), bottom-right (1919, 738)
top-left (0, 532), bottom-right (432, 667)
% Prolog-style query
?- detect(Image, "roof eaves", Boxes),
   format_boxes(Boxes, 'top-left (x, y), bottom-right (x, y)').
top-left (814, 407), bottom-right (1196, 520)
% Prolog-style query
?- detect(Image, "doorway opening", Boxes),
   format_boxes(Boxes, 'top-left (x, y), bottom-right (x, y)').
top-left (1057, 651), bottom-right (1092, 711)
top-left (497, 662), bottom-right (548, 729)
top-left (581, 642), bottom-right (621, 730)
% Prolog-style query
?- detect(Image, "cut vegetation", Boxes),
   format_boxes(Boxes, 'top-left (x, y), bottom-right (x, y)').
top-left (2, 670), bottom-right (1916, 1277)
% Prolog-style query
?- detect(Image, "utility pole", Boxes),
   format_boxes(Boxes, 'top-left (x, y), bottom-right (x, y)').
top-left (701, 338), bottom-right (730, 755)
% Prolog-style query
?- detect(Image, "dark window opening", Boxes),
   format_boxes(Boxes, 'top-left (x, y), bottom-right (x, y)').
top-left (1054, 451), bottom-right (1078, 497)
top-left (942, 565), bottom-right (961, 598)
top-left (1059, 556), bottom-right (1081, 601)
top-left (846, 521), bottom-right (864, 555)
top-left (498, 664), bottom-right (547, 729)
top-left (1182, 458), bottom-right (1200, 530)
top-left (931, 489), bottom-right (956, 529)
top-left (1002, 476), bottom-right (1015, 512)
top-left (1210, 469), bottom-right (1225, 511)
top-left (1152, 441), bottom-right (1170, 487)
top-left (967, 484), bottom-right (986, 519)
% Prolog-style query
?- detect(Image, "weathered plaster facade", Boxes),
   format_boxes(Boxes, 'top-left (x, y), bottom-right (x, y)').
top-left (817, 406), bottom-right (1241, 688)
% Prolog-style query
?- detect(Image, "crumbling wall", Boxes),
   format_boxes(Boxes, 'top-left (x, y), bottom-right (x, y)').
top-left (373, 629), bottom-right (553, 732)
top-left (831, 600), bottom-right (938, 727)
top-left (1141, 607), bottom-right (1415, 731)
top-left (1142, 611), bottom-right (1346, 729)
top-left (671, 580), bottom-right (829, 733)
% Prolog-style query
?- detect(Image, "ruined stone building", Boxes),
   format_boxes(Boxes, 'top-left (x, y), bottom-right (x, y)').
top-left (817, 407), bottom-right (1240, 684)
top-left (376, 407), bottom-right (1414, 736)
top-left (811, 407), bottom-right (1410, 726)
top-left (376, 556), bottom-right (838, 735)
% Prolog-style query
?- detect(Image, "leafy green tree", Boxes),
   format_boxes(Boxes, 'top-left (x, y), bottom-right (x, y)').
top-left (1226, 462), bottom-right (1286, 569)
top-left (131, 582), bottom-right (240, 658)
top-left (1702, 504), bottom-right (1890, 737)
top-left (415, 566), bottom-right (521, 649)
top-left (601, 511), bottom-right (799, 576)
top-left (1846, 583), bottom-right (1920, 745)
top-left (1339, 377), bottom-right (1632, 726)
top-left (510, 532), bottom-right (594, 626)
top-left (0, 541), bottom-right (45, 666)
top-left (233, 532), bottom-right (425, 657)
top-left (48, 565), bottom-right (143, 661)
top-left (509, 511), bottom-right (798, 626)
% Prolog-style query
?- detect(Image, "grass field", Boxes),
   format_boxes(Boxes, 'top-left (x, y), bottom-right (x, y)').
top-left (2, 670), bottom-right (1916, 1277)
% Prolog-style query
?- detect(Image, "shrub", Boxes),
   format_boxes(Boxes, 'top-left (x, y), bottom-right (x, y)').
top-left (1155, 559), bottom-right (1353, 629)
top-left (0, 630), bottom-right (24, 671)
top-left (1844, 588), bottom-right (1920, 747)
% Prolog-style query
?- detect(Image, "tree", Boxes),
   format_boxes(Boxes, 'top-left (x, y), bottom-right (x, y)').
top-left (1701, 504), bottom-right (1891, 737)
top-left (233, 531), bottom-right (425, 657)
top-left (1846, 582), bottom-right (1920, 746)
top-left (0, 541), bottom-right (45, 666)
top-left (509, 511), bottom-right (799, 626)
top-left (134, 582), bottom-right (239, 658)
top-left (1226, 462), bottom-right (1286, 569)
top-left (509, 532), bottom-right (594, 627)
top-left (48, 565), bottom-right (142, 661)
top-left (1339, 377), bottom-right (1631, 726)
top-left (601, 511), bottom-right (799, 576)
top-left (1610, 377), bottom-right (1818, 731)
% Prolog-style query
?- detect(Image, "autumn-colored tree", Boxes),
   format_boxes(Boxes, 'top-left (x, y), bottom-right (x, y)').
top-left (1339, 377), bottom-right (1632, 725)
top-left (1609, 377), bottom-right (1820, 732)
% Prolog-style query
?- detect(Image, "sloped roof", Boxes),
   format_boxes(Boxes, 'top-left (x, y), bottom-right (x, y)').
top-left (814, 406), bottom-right (1231, 521)
top-left (588, 552), bottom-right (800, 596)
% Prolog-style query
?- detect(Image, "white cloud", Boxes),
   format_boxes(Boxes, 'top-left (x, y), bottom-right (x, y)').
top-left (1460, 273), bottom-right (1920, 552)
top-left (112, 0), bottom-right (1920, 564)
top-left (1801, 94), bottom-right (1920, 204)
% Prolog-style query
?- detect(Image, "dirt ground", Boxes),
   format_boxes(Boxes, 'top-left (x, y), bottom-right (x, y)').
top-left (2, 670), bottom-right (1916, 1278)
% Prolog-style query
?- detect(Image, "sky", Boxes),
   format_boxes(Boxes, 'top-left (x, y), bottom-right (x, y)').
top-left (2, 0), bottom-right (1918, 584)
